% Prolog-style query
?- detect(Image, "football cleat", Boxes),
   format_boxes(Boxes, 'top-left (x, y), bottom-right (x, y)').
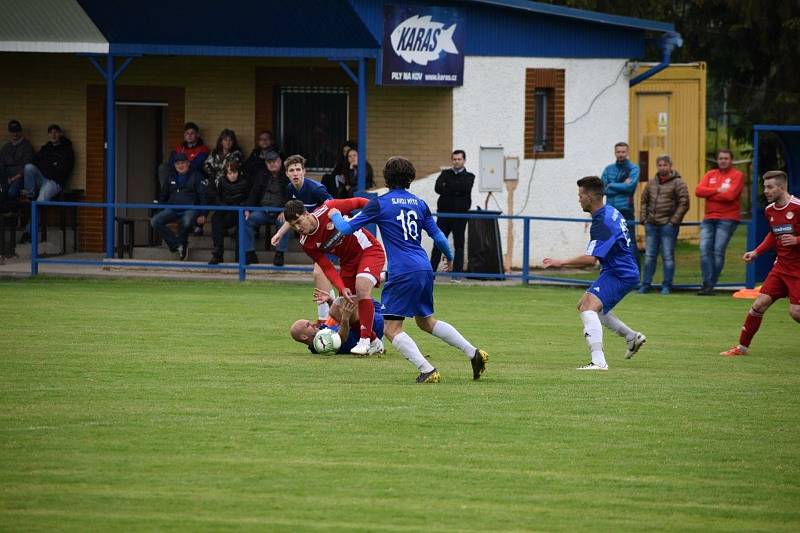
top-left (577, 362), bottom-right (608, 371)
top-left (471, 348), bottom-right (489, 380)
top-left (350, 338), bottom-right (371, 356)
top-left (625, 332), bottom-right (647, 359)
top-left (368, 337), bottom-right (385, 356)
top-left (416, 368), bottom-right (440, 383)
top-left (720, 345), bottom-right (748, 357)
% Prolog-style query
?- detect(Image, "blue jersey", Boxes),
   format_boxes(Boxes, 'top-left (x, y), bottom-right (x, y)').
top-left (288, 178), bottom-right (332, 210)
top-left (347, 189), bottom-right (441, 276)
top-left (585, 205), bottom-right (639, 282)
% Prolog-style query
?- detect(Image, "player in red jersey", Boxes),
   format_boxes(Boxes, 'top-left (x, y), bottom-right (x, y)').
top-left (721, 171), bottom-right (800, 356)
top-left (284, 198), bottom-right (386, 356)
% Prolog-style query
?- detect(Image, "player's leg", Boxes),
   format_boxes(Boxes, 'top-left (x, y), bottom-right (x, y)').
top-left (384, 317), bottom-right (438, 382)
top-left (416, 314), bottom-right (488, 380)
top-left (577, 290), bottom-right (608, 370)
top-left (351, 274), bottom-right (378, 355)
top-left (313, 263), bottom-right (333, 324)
top-left (721, 290), bottom-right (777, 356)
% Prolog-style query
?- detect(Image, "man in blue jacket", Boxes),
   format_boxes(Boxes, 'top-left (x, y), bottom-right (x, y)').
top-left (151, 153), bottom-right (208, 260)
top-left (601, 142), bottom-right (640, 264)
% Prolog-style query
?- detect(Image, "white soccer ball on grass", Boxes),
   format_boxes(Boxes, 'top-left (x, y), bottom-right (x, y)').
top-left (312, 329), bottom-right (342, 355)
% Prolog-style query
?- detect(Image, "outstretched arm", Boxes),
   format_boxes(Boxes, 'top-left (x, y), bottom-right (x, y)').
top-left (543, 255), bottom-right (597, 269)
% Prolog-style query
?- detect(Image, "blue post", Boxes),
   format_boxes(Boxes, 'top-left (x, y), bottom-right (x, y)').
top-left (238, 208), bottom-right (246, 282)
top-left (105, 54), bottom-right (116, 259)
top-left (746, 131), bottom-right (760, 288)
top-left (357, 57), bottom-right (367, 193)
top-left (522, 218), bottom-right (530, 285)
top-left (30, 201), bottom-right (38, 277)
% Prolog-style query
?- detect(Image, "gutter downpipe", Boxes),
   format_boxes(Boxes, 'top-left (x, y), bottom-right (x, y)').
top-left (629, 31), bottom-right (683, 87)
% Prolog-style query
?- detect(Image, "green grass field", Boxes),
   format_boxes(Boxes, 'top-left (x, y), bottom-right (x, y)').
top-left (1, 277), bottom-right (799, 531)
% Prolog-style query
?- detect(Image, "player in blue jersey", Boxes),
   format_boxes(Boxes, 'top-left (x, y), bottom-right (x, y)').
top-left (543, 176), bottom-right (646, 370)
top-left (268, 154), bottom-right (334, 323)
top-left (328, 156), bottom-right (489, 383)
top-left (290, 295), bottom-right (385, 355)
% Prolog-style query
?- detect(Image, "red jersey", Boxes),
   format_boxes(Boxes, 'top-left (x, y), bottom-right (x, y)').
top-left (299, 198), bottom-right (383, 291)
top-left (755, 195), bottom-right (800, 277)
top-left (695, 167), bottom-right (745, 221)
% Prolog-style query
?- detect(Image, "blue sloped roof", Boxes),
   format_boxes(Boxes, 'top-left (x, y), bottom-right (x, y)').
top-left (77, 0), bottom-right (380, 57)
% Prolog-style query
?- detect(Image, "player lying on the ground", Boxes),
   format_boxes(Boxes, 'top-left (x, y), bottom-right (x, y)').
top-left (289, 293), bottom-right (385, 355)
top-left (284, 197), bottom-right (386, 356)
top-left (328, 156), bottom-right (489, 383)
top-left (543, 176), bottom-right (646, 371)
top-left (721, 170), bottom-right (800, 356)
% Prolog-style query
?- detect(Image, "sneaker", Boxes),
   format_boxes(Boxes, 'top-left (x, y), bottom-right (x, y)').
top-left (273, 251), bottom-right (285, 267)
top-left (350, 338), bottom-right (371, 357)
top-left (208, 255), bottom-right (223, 265)
top-left (368, 337), bottom-right (385, 355)
top-left (637, 285), bottom-right (651, 294)
top-left (577, 362), bottom-right (608, 371)
top-left (177, 244), bottom-right (188, 261)
top-left (660, 286), bottom-right (671, 295)
top-left (720, 345), bottom-right (748, 357)
top-left (416, 368), bottom-right (440, 383)
top-left (245, 251), bottom-right (259, 265)
top-left (471, 348), bottom-right (489, 380)
top-left (625, 332), bottom-right (646, 359)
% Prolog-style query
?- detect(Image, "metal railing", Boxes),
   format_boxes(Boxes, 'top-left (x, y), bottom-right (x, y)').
top-left (28, 200), bottom-right (751, 288)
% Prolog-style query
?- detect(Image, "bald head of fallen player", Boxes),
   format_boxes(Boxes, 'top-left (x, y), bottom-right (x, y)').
top-left (289, 298), bottom-right (348, 347)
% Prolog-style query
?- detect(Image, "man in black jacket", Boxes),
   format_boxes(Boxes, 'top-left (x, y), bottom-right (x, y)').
top-left (430, 150), bottom-right (475, 276)
top-left (22, 124), bottom-right (74, 202)
top-left (0, 120), bottom-right (34, 200)
top-left (150, 153), bottom-right (208, 260)
top-left (243, 151), bottom-right (290, 266)
top-left (208, 161), bottom-right (251, 264)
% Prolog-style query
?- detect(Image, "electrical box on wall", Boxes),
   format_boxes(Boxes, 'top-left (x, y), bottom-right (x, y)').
top-left (479, 146), bottom-right (504, 192)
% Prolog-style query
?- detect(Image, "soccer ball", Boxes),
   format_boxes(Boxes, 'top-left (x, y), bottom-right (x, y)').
top-left (312, 329), bottom-right (341, 355)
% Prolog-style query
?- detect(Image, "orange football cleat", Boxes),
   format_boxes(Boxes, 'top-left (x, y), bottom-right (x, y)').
top-left (720, 345), bottom-right (748, 357)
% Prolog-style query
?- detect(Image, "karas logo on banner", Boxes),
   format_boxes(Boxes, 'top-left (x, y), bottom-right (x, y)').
top-left (390, 15), bottom-right (459, 66)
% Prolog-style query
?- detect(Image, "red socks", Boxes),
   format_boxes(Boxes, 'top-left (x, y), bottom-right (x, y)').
top-left (358, 298), bottom-right (375, 340)
top-left (738, 309), bottom-right (764, 348)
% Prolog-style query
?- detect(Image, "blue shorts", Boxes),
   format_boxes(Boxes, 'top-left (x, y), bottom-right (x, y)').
top-left (586, 272), bottom-right (638, 313)
top-left (381, 270), bottom-right (434, 318)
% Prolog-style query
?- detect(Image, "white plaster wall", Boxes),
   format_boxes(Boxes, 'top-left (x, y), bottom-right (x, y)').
top-left (409, 56), bottom-right (630, 269)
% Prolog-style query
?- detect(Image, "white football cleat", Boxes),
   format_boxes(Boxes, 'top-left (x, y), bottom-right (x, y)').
top-left (577, 362), bottom-right (609, 371)
top-left (368, 337), bottom-right (385, 355)
top-left (350, 338), bottom-right (371, 356)
top-left (625, 332), bottom-right (646, 359)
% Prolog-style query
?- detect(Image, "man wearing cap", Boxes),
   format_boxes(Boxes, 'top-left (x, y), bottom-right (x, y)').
top-left (151, 152), bottom-right (208, 260)
top-left (243, 151), bottom-right (290, 266)
top-left (0, 120), bottom-right (34, 201)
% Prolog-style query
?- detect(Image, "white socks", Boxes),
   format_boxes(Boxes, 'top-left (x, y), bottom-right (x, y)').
top-left (599, 311), bottom-right (635, 341)
top-left (580, 310), bottom-right (607, 368)
top-left (431, 320), bottom-right (476, 358)
top-left (392, 332), bottom-right (435, 373)
top-left (317, 301), bottom-right (330, 321)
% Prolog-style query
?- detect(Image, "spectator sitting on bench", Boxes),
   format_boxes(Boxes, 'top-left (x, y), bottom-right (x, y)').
top-left (243, 151), bottom-right (290, 266)
top-left (208, 160), bottom-right (251, 265)
top-left (0, 119), bottom-right (34, 201)
top-left (19, 124), bottom-right (75, 243)
top-left (151, 152), bottom-right (208, 261)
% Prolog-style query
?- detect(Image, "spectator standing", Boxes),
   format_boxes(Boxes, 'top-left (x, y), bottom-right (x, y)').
top-left (244, 130), bottom-right (279, 178)
top-left (167, 122), bottom-right (209, 174)
top-left (0, 120), bottom-right (34, 200)
top-left (638, 155), bottom-right (690, 294)
top-left (430, 149), bottom-right (474, 277)
top-left (151, 153), bottom-right (208, 260)
top-left (208, 160), bottom-right (251, 265)
top-left (602, 142), bottom-right (640, 263)
top-left (244, 151), bottom-right (290, 266)
top-left (336, 148), bottom-right (374, 198)
top-left (695, 149), bottom-right (745, 295)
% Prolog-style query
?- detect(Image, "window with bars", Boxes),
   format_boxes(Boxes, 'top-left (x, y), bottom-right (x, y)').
top-left (278, 86), bottom-right (349, 172)
top-left (525, 69), bottom-right (564, 159)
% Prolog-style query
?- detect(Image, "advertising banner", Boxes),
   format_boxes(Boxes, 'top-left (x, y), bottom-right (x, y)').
top-left (381, 4), bottom-right (464, 87)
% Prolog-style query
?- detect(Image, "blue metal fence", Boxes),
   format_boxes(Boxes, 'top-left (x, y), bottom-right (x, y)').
top-left (28, 200), bottom-right (751, 288)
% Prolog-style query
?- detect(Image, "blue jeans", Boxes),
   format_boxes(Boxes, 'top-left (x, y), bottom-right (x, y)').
top-left (642, 223), bottom-right (677, 288)
top-left (23, 164), bottom-right (61, 201)
top-left (150, 208), bottom-right (198, 251)
top-left (699, 219), bottom-right (738, 287)
top-left (245, 209), bottom-right (288, 253)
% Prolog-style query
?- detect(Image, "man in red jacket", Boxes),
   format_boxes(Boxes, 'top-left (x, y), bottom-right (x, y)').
top-left (721, 171), bottom-right (800, 356)
top-left (695, 149), bottom-right (745, 295)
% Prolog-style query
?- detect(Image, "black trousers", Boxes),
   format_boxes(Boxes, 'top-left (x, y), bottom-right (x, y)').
top-left (430, 215), bottom-right (467, 273)
top-left (211, 211), bottom-right (239, 255)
